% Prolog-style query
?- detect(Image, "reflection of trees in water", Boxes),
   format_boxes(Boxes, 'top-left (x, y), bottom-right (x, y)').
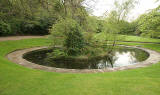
top-left (134, 50), bottom-right (149, 61)
top-left (25, 47), bottom-right (149, 69)
top-left (129, 52), bottom-right (136, 64)
top-left (96, 53), bottom-right (117, 69)
top-left (48, 47), bottom-right (148, 69)
top-left (118, 48), bottom-right (149, 62)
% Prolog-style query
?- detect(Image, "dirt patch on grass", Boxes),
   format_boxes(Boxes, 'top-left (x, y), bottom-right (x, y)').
top-left (0, 36), bottom-right (46, 42)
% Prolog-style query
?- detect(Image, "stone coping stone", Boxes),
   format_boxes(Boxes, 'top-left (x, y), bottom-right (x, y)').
top-left (6, 45), bottom-right (160, 73)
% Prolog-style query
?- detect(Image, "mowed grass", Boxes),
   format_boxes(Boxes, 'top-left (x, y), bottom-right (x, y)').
top-left (0, 37), bottom-right (160, 95)
top-left (95, 32), bottom-right (160, 43)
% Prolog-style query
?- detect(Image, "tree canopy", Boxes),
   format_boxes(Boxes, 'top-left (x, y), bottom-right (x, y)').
top-left (137, 6), bottom-right (160, 38)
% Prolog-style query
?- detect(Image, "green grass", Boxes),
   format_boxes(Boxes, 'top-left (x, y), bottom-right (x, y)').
top-left (0, 37), bottom-right (160, 95)
top-left (95, 32), bottom-right (160, 43)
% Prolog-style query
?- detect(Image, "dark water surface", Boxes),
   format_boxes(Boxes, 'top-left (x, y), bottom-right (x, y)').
top-left (23, 47), bottom-right (149, 69)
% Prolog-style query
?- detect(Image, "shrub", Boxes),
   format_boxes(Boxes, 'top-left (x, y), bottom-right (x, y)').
top-left (7, 17), bottom-right (53, 36)
top-left (65, 25), bottom-right (85, 56)
top-left (21, 18), bottom-right (53, 35)
top-left (0, 21), bottom-right (11, 36)
top-left (47, 49), bottom-right (66, 59)
top-left (21, 20), bottom-right (40, 34)
top-left (50, 18), bottom-right (85, 56)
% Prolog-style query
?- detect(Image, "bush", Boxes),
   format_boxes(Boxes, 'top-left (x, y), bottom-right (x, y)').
top-left (7, 17), bottom-right (53, 36)
top-left (118, 20), bottom-right (137, 35)
top-left (21, 20), bottom-right (40, 34)
top-left (0, 21), bottom-right (11, 36)
top-left (20, 18), bottom-right (51, 35)
top-left (65, 25), bottom-right (85, 56)
top-left (50, 18), bottom-right (85, 56)
top-left (96, 20), bottom-right (105, 33)
top-left (47, 49), bottom-right (66, 59)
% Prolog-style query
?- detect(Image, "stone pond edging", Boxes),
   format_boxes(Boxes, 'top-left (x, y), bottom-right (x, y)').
top-left (6, 46), bottom-right (160, 73)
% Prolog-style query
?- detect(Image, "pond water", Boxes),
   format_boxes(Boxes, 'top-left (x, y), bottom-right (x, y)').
top-left (23, 47), bottom-right (149, 69)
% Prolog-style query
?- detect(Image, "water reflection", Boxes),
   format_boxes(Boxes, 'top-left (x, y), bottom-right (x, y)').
top-left (113, 52), bottom-right (137, 67)
top-left (23, 47), bottom-right (149, 69)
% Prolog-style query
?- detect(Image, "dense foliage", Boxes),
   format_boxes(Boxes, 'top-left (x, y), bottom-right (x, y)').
top-left (0, 21), bottom-right (11, 36)
top-left (48, 0), bottom-right (139, 57)
top-left (137, 6), bottom-right (160, 38)
top-left (49, 0), bottom-right (89, 57)
top-left (1, 0), bottom-right (159, 58)
top-left (50, 18), bottom-right (85, 56)
top-left (65, 25), bottom-right (85, 56)
top-left (0, 0), bottom-right (57, 36)
top-left (118, 20), bottom-right (137, 35)
top-left (49, 0), bottom-right (117, 57)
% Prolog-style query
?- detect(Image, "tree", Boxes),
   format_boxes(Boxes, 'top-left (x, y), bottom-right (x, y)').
top-left (65, 23), bottom-right (85, 56)
top-left (103, 0), bottom-right (138, 52)
top-left (112, 0), bottom-right (138, 22)
top-left (0, 0), bottom-right (57, 36)
top-left (118, 20), bottom-right (138, 35)
top-left (137, 6), bottom-right (160, 38)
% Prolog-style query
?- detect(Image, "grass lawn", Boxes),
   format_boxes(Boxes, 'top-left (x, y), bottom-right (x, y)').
top-left (95, 32), bottom-right (160, 43)
top-left (0, 37), bottom-right (160, 95)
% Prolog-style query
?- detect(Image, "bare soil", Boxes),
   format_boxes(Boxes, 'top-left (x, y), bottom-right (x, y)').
top-left (0, 36), bottom-right (46, 42)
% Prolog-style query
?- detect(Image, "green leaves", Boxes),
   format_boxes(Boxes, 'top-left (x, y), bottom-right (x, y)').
top-left (0, 21), bottom-right (12, 36)
top-left (65, 24), bottom-right (85, 56)
top-left (137, 6), bottom-right (160, 38)
top-left (50, 18), bottom-right (85, 56)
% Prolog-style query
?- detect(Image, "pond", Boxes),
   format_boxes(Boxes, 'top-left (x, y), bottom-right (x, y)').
top-left (23, 47), bottom-right (149, 69)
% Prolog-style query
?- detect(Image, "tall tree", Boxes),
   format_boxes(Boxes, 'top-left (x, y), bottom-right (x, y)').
top-left (137, 6), bottom-right (160, 38)
top-left (103, 0), bottom-right (138, 52)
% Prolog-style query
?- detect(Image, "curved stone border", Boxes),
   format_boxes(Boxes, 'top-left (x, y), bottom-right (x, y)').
top-left (6, 46), bottom-right (160, 73)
